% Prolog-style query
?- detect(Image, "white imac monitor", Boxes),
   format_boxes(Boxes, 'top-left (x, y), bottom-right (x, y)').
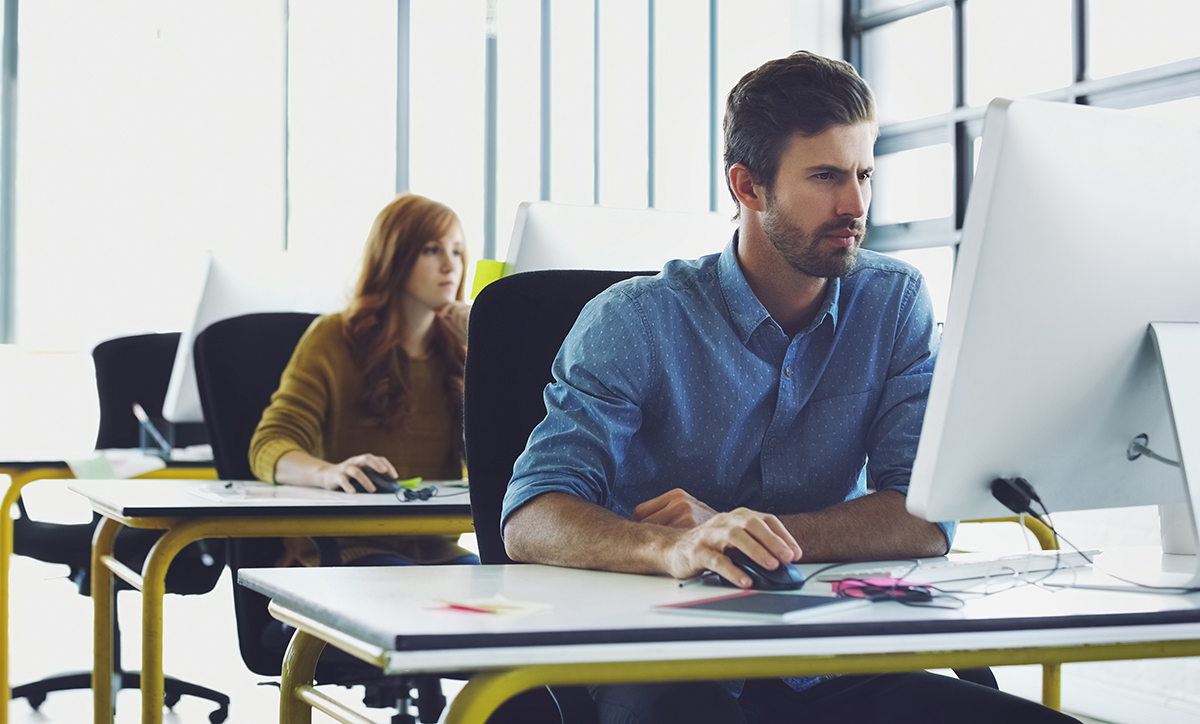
top-left (906, 99), bottom-right (1200, 572)
top-left (162, 251), bottom-right (351, 423)
top-left (503, 201), bottom-right (734, 274)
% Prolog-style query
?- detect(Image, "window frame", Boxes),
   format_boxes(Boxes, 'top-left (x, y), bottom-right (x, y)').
top-left (844, 0), bottom-right (1200, 254)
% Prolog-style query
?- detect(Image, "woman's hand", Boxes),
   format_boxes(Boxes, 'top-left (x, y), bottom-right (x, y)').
top-left (275, 450), bottom-right (397, 493)
top-left (436, 300), bottom-right (471, 346)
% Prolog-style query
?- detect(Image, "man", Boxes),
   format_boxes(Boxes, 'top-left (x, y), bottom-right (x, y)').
top-left (501, 51), bottom-right (1076, 724)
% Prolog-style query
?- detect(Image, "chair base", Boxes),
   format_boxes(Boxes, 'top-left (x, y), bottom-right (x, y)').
top-left (12, 670), bottom-right (230, 724)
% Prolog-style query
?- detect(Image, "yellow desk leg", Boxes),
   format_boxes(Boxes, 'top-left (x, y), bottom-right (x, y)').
top-left (443, 670), bottom-right (538, 724)
top-left (92, 517), bottom-right (122, 724)
top-left (137, 519), bottom-right (220, 724)
top-left (1043, 662), bottom-right (1062, 711)
top-left (279, 630), bottom-right (327, 724)
top-left (0, 472), bottom-right (20, 724)
top-left (139, 524), bottom-right (191, 724)
top-left (1, 467), bottom-right (72, 724)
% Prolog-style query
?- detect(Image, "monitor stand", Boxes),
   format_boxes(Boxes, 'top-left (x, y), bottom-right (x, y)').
top-left (1149, 322), bottom-right (1200, 587)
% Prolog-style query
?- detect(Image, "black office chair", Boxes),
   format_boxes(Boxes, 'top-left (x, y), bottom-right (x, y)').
top-left (194, 312), bottom-right (466, 724)
top-left (92, 331), bottom-right (209, 450)
top-left (463, 270), bottom-right (999, 721)
top-left (464, 270), bottom-right (657, 723)
top-left (10, 332), bottom-right (229, 722)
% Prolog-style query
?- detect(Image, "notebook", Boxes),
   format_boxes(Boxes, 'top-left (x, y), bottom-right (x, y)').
top-left (657, 590), bottom-right (872, 623)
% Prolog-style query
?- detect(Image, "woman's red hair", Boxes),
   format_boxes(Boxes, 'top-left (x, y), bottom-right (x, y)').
top-left (342, 194), bottom-right (467, 437)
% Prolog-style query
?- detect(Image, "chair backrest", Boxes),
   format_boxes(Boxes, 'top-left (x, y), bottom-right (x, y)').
top-left (193, 312), bottom-right (318, 480)
top-left (192, 311), bottom-right (317, 676)
top-left (463, 270), bottom-right (653, 564)
top-left (92, 332), bottom-right (208, 449)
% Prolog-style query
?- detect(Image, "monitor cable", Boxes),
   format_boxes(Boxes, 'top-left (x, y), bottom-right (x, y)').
top-left (990, 476), bottom-right (1200, 593)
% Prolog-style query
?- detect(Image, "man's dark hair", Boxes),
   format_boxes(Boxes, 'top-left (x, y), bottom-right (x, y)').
top-left (724, 51), bottom-right (876, 213)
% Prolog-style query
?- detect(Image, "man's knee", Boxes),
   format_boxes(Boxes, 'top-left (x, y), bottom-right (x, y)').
top-left (588, 681), bottom-right (746, 724)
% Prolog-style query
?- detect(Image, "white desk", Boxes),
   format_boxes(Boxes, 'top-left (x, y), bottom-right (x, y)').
top-left (239, 549), bottom-right (1200, 724)
top-left (69, 478), bottom-right (473, 724)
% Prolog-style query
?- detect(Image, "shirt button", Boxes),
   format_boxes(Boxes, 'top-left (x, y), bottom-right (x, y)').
top-left (768, 438), bottom-right (778, 448)
top-left (784, 367), bottom-right (792, 378)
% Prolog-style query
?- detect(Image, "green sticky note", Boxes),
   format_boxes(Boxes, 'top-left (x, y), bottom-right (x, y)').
top-left (470, 259), bottom-right (508, 300)
top-left (66, 455), bottom-right (117, 480)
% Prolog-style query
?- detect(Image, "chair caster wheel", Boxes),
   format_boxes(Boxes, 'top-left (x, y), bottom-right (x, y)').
top-left (25, 693), bottom-right (45, 711)
top-left (209, 706), bottom-right (229, 724)
top-left (164, 691), bottom-right (182, 709)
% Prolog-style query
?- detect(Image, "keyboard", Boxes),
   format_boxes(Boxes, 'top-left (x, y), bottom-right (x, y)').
top-left (815, 549), bottom-right (1098, 585)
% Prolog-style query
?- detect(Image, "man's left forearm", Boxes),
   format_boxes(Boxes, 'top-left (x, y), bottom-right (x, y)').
top-left (779, 490), bottom-right (948, 562)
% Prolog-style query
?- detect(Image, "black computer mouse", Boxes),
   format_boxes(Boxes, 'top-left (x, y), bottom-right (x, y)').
top-left (721, 548), bottom-right (806, 591)
top-left (351, 468), bottom-right (401, 494)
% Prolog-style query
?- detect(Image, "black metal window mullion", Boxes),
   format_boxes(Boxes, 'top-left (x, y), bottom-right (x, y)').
top-left (951, 0), bottom-right (970, 231)
top-left (1072, 0), bottom-right (1088, 103)
top-left (843, 0), bottom-right (862, 70)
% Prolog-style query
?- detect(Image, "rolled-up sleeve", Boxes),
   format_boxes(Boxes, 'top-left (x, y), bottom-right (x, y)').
top-left (501, 290), bottom-right (655, 530)
top-left (865, 276), bottom-right (957, 547)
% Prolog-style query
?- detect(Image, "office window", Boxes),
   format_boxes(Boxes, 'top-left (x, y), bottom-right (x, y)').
top-left (1088, 0), bottom-right (1200, 80)
top-left (1127, 94), bottom-right (1200, 133)
top-left (870, 144), bottom-right (953, 227)
top-left (964, 0), bottom-right (1073, 108)
top-left (16, 1), bottom-right (286, 350)
top-left (286, 0), bottom-right (399, 260)
top-left (653, 0), bottom-right (712, 214)
top-left (408, 0), bottom-right (487, 263)
top-left (11, 2), bottom-right (843, 351)
top-left (483, 0), bottom-right (838, 256)
top-left (862, 8), bottom-right (953, 125)
top-left (847, 0), bottom-right (1200, 312)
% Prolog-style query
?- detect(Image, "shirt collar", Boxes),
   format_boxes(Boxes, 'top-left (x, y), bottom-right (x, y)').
top-left (804, 275), bottom-right (841, 334)
top-left (718, 231), bottom-right (843, 343)
top-left (718, 232), bottom-right (772, 345)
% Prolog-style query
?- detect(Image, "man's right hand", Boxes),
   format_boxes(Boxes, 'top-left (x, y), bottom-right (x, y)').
top-left (661, 508), bottom-right (801, 588)
top-left (503, 493), bottom-right (800, 589)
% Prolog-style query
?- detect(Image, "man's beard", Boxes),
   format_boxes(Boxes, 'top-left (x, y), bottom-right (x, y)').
top-left (761, 201), bottom-right (866, 279)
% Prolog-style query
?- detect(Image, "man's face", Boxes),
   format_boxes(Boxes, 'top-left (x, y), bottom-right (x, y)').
top-left (758, 123), bottom-right (875, 279)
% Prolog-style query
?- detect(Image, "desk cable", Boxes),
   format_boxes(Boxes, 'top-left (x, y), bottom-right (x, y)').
top-left (392, 486), bottom-right (470, 502)
top-left (991, 476), bottom-right (1200, 594)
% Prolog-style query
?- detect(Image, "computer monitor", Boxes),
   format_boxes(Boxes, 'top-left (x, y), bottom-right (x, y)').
top-left (503, 201), bottom-right (734, 274)
top-left (162, 251), bottom-right (352, 423)
top-left (905, 99), bottom-right (1200, 576)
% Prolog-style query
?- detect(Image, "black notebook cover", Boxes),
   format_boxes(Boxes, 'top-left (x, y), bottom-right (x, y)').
top-left (658, 590), bottom-right (872, 622)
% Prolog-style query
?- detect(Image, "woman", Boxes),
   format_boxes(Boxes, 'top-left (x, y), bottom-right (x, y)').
top-left (249, 192), bottom-right (477, 567)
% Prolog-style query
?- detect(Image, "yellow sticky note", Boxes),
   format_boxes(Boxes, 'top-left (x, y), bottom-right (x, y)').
top-left (470, 259), bottom-right (508, 299)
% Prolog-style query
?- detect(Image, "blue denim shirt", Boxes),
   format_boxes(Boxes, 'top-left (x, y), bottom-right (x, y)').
top-left (503, 238), bottom-right (953, 545)
top-left (503, 237), bottom-right (953, 694)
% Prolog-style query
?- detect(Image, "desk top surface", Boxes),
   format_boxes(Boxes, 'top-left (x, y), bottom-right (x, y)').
top-left (239, 548), bottom-right (1200, 665)
top-left (68, 478), bottom-right (472, 518)
top-left (0, 449), bottom-right (214, 470)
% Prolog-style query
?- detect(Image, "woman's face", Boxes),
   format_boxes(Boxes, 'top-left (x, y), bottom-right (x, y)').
top-left (405, 224), bottom-right (465, 310)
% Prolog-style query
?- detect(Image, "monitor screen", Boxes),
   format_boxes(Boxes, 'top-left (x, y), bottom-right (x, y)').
top-left (504, 201), bottom-right (734, 274)
top-left (906, 99), bottom-right (1199, 549)
top-left (162, 251), bottom-right (352, 423)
